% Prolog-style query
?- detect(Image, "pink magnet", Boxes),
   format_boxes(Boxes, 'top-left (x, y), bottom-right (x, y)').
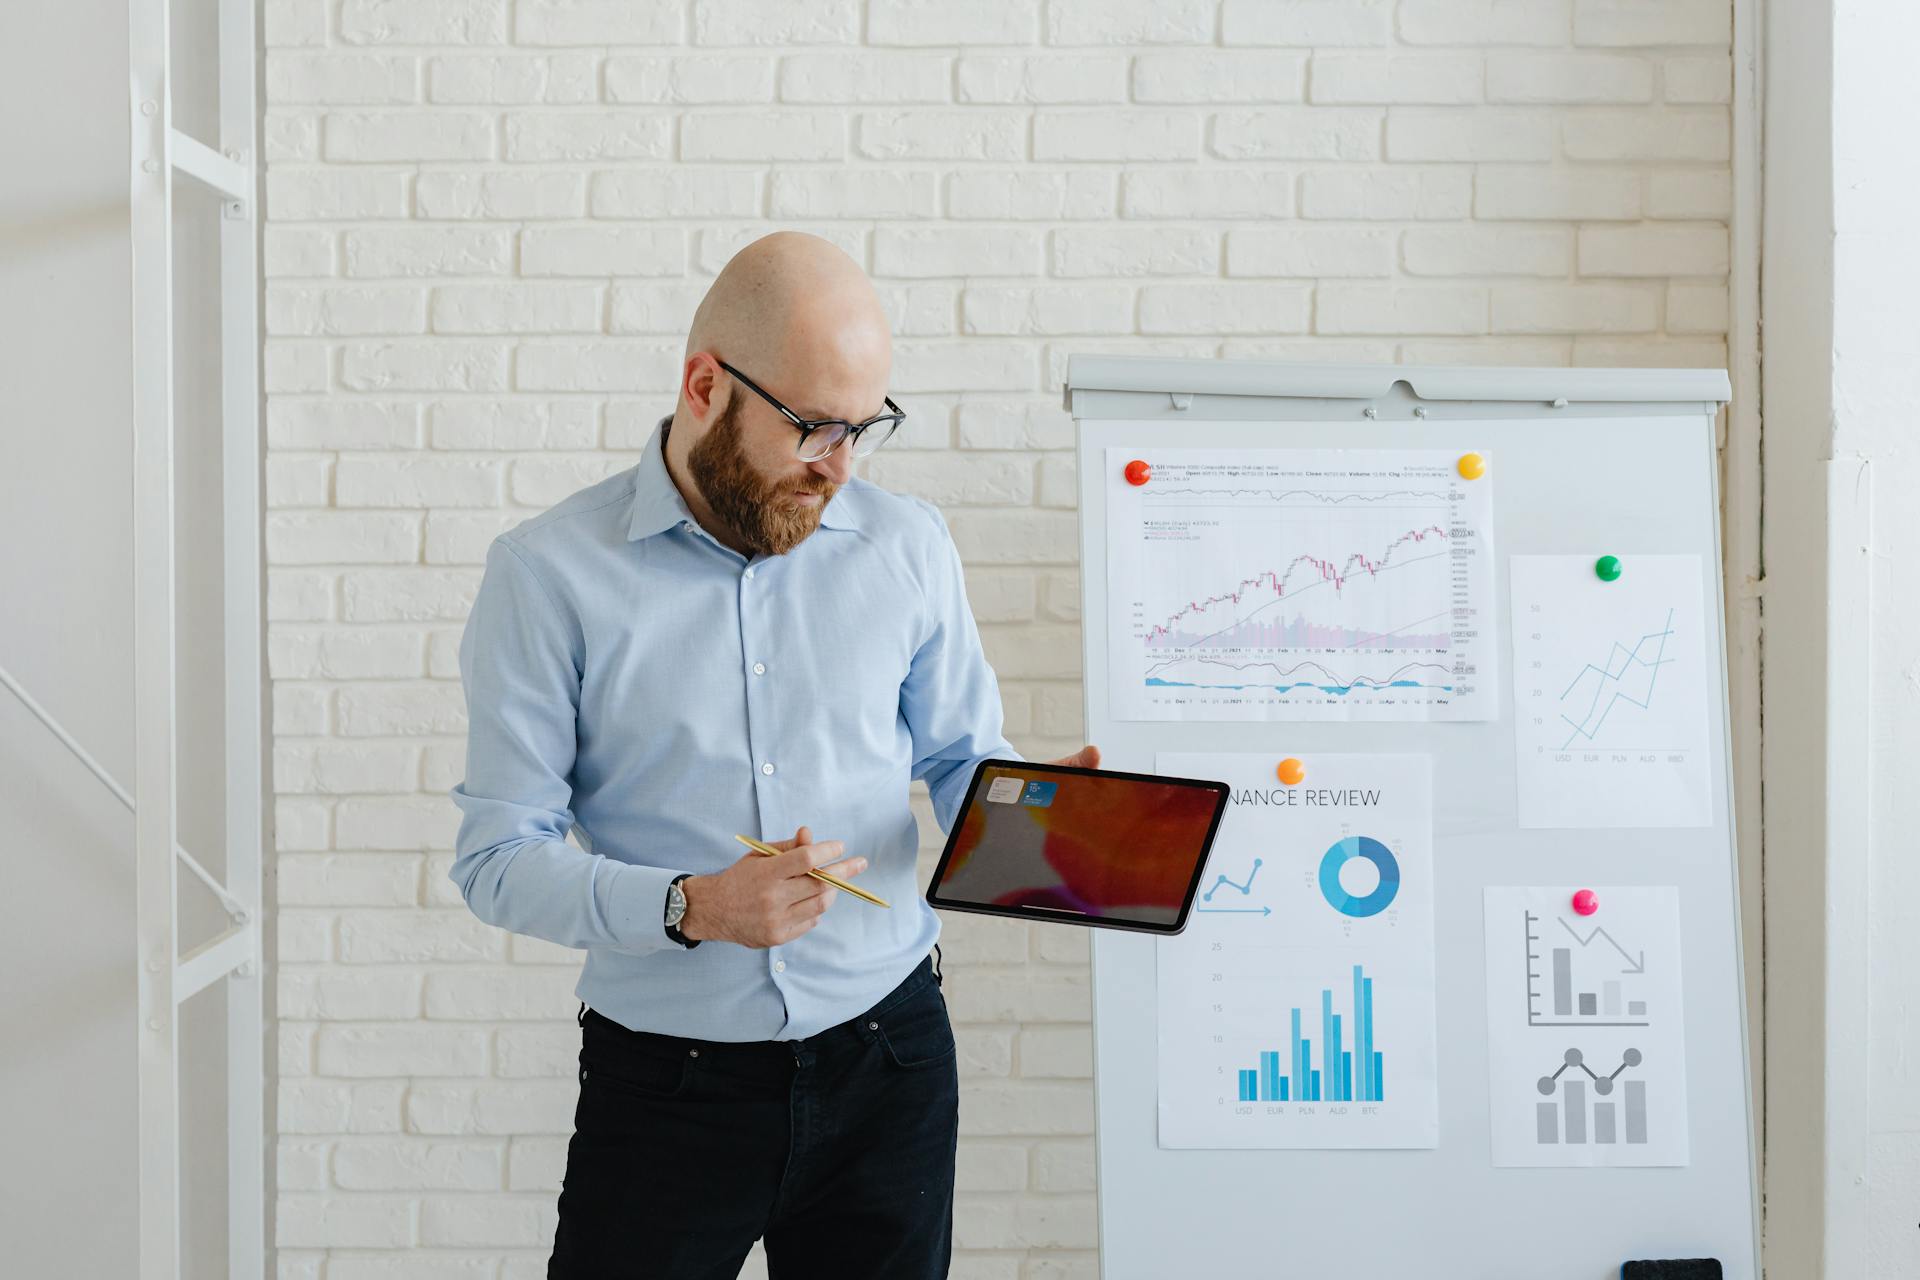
top-left (1571, 889), bottom-right (1599, 917)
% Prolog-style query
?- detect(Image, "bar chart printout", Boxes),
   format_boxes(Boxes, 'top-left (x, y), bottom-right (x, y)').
top-left (1157, 753), bottom-right (1438, 1150)
top-left (1525, 903), bottom-right (1662, 1029)
top-left (1534, 1048), bottom-right (1650, 1147)
top-left (1234, 965), bottom-right (1386, 1105)
top-left (1484, 886), bottom-right (1689, 1167)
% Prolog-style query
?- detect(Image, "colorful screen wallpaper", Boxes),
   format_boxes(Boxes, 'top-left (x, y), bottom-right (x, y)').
top-left (932, 765), bottom-right (1224, 926)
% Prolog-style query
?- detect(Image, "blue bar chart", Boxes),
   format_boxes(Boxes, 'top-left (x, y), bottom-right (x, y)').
top-left (1234, 965), bottom-right (1386, 1104)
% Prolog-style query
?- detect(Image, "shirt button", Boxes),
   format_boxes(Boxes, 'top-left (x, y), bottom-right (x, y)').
top-left (753, 662), bottom-right (766, 675)
top-left (762, 762), bottom-right (775, 775)
top-left (744, 566), bottom-right (756, 579)
top-left (774, 960), bottom-right (786, 973)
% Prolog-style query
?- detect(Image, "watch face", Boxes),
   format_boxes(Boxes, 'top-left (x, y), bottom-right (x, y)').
top-left (665, 882), bottom-right (687, 928)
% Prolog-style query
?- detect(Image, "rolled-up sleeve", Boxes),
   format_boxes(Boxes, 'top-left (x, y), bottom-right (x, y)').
top-left (448, 537), bottom-right (679, 954)
top-left (899, 498), bottom-right (1024, 833)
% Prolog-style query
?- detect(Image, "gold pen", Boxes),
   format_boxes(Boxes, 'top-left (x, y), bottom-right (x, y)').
top-left (734, 833), bottom-right (891, 908)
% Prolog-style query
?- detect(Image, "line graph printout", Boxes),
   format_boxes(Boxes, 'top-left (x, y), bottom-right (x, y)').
top-left (1106, 448), bottom-right (1496, 722)
top-left (1510, 555), bottom-right (1711, 828)
top-left (1156, 753), bottom-right (1438, 1149)
top-left (1483, 887), bottom-right (1688, 1167)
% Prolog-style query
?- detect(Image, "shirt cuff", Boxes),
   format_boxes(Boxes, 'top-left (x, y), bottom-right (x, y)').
top-left (608, 861), bottom-right (687, 954)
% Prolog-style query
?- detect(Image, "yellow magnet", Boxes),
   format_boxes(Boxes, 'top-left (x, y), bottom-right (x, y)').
top-left (1456, 452), bottom-right (1486, 480)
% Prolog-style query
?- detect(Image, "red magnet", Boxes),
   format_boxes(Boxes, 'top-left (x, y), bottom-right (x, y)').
top-left (1571, 889), bottom-right (1599, 917)
top-left (1124, 459), bottom-right (1152, 486)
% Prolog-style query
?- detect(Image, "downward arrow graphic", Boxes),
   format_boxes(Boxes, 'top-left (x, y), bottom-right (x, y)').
top-left (1558, 917), bottom-right (1646, 974)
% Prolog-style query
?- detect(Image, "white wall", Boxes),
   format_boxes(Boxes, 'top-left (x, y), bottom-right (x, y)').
top-left (260, 3), bottom-right (1736, 1275)
top-left (1831, 4), bottom-right (1920, 1274)
top-left (1759, 1), bottom-right (1920, 1275)
top-left (0, 4), bottom-right (140, 1276)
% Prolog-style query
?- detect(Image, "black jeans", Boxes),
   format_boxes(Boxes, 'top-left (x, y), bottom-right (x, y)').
top-left (548, 953), bottom-right (958, 1280)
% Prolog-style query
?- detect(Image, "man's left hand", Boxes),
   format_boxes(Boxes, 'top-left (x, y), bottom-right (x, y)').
top-left (1047, 744), bottom-right (1101, 770)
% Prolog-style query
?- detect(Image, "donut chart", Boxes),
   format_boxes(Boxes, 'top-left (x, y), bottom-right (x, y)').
top-left (1318, 835), bottom-right (1401, 918)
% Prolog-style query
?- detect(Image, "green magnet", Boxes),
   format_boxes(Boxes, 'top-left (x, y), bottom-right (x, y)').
top-left (1594, 555), bottom-right (1622, 582)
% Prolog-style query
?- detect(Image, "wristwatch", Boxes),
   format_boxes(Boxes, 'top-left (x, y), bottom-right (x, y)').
top-left (664, 873), bottom-right (699, 948)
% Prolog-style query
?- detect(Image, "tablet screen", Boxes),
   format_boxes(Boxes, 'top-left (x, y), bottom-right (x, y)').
top-left (927, 761), bottom-right (1229, 933)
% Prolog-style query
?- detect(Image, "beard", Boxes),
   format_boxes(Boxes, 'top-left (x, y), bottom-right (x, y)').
top-left (685, 394), bottom-right (838, 557)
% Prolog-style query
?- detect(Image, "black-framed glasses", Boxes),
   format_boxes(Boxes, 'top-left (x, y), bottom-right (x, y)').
top-left (716, 359), bottom-right (905, 462)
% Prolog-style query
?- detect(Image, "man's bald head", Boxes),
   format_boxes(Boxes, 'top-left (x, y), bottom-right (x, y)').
top-left (683, 231), bottom-right (891, 403)
top-left (663, 232), bottom-right (896, 559)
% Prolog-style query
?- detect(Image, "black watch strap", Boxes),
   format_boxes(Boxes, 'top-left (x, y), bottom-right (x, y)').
top-left (664, 872), bottom-right (700, 949)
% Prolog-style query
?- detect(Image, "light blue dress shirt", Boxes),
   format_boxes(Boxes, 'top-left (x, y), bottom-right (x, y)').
top-left (449, 417), bottom-right (1021, 1041)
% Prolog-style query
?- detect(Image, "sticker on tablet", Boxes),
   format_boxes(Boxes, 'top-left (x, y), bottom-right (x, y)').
top-left (986, 776), bottom-right (1024, 804)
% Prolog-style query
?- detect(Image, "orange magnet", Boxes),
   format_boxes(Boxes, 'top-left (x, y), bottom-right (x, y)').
top-left (1276, 757), bottom-right (1306, 786)
top-left (1456, 452), bottom-right (1486, 480)
top-left (1124, 459), bottom-right (1152, 486)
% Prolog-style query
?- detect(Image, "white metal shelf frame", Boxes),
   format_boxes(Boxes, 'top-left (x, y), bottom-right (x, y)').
top-left (128, 0), bottom-right (265, 1276)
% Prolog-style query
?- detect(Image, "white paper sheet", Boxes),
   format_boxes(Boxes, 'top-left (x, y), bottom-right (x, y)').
top-left (1106, 447), bottom-right (1497, 722)
top-left (1483, 886), bottom-right (1690, 1167)
top-left (1509, 554), bottom-right (1712, 828)
top-left (1156, 753), bottom-right (1438, 1149)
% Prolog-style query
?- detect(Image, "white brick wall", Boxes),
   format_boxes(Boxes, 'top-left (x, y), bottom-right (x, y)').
top-left (262, 2), bottom-right (1731, 1275)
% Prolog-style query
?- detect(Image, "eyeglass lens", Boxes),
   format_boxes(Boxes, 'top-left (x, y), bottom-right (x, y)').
top-left (797, 417), bottom-right (899, 462)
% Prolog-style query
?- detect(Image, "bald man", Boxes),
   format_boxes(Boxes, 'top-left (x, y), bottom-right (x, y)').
top-left (449, 231), bottom-right (1098, 1279)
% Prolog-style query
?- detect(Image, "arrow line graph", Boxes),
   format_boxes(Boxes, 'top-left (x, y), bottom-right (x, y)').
top-left (1202, 858), bottom-right (1263, 902)
top-left (1557, 916), bottom-right (1646, 975)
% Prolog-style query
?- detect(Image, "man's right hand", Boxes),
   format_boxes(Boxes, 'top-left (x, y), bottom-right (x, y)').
top-left (678, 825), bottom-right (868, 948)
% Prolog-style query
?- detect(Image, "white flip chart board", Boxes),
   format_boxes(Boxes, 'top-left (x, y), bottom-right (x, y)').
top-left (1064, 356), bottom-right (1756, 1280)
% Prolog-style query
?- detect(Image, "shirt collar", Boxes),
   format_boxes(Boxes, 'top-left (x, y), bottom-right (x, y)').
top-left (626, 414), bottom-right (859, 542)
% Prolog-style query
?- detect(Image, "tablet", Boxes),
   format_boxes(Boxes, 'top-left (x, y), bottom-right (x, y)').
top-left (925, 759), bottom-right (1231, 935)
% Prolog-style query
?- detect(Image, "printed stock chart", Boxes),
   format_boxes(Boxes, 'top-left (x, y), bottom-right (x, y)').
top-left (1108, 449), bottom-right (1496, 722)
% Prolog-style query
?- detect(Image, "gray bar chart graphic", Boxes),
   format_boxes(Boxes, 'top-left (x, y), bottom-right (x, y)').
top-left (1624, 1080), bottom-right (1647, 1144)
top-left (1535, 1048), bottom-right (1648, 1145)
top-left (1526, 911), bottom-right (1652, 1028)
